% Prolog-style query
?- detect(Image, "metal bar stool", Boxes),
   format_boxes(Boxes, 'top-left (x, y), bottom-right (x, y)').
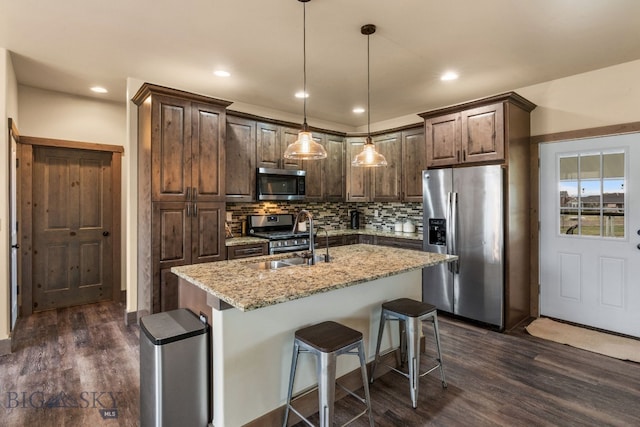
top-left (283, 321), bottom-right (375, 427)
top-left (370, 298), bottom-right (447, 408)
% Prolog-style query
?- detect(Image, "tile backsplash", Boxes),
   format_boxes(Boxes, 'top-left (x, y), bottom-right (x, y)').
top-left (226, 201), bottom-right (423, 236)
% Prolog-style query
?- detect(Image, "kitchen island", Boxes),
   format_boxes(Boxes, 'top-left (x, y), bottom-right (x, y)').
top-left (172, 244), bottom-right (456, 426)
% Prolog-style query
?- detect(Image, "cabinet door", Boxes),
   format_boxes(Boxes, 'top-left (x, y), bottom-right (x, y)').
top-left (226, 116), bottom-right (256, 201)
top-left (302, 133), bottom-right (325, 201)
top-left (256, 122), bottom-right (280, 168)
top-left (192, 102), bottom-right (225, 201)
top-left (461, 103), bottom-right (505, 164)
top-left (191, 202), bottom-right (225, 264)
top-left (345, 138), bottom-right (370, 202)
top-left (281, 127), bottom-right (304, 170)
top-left (227, 243), bottom-right (268, 260)
top-left (402, 127), bottom-right (427, 201)
top-left (375, 236), bottom-right (423, 251)
top-left (152, 202), bottom-right (190, 313)
top-left (425, 112), bottom-right (460, 168)
top-left (324, 135), bottom-right (345, 201)
top-left (151, 95), bottom-right (192, 201)
top-left (372, 133), bottom-right (401, 201)
top-left (153, 202), bottom-right (190, 269)
top-left (160, 268), bottom-right (179, 312)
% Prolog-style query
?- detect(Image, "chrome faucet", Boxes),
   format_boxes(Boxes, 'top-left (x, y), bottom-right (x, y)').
top-left (292, 209), bottom-right (316, 265)
top-left (323, 229), bottom-right (330, 263)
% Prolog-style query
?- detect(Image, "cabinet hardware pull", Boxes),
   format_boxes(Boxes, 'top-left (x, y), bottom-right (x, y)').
top-left (186, 203), bottom-right (191, 217)
top-left (193, 202), bottom-right (198, 217)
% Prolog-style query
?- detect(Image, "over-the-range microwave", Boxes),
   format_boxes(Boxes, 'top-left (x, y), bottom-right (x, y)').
top-left (256, 167), bottom-right (306, 201)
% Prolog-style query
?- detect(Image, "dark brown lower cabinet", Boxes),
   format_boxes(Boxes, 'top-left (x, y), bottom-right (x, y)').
top-left (227, 243), bottom-right (269, 260)
top-left (374, 236), bottom-right (423, 251)
top-left (153, 201), bottom-right (225, 312)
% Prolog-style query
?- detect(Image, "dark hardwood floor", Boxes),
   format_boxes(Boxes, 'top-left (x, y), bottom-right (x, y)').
top-left (0, 302), bottom-right (140, 426)
top-left (1, 301), bottom-right (639, 426)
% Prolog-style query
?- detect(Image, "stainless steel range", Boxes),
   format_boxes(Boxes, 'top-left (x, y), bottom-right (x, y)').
top-left (248, 214), bottom-right (314, 254)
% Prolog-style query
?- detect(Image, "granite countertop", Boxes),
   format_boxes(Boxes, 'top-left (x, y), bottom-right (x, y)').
top-left (172, 244), bottom-right (456, 312)
top-left (225, 228), bottom-right (422, 246)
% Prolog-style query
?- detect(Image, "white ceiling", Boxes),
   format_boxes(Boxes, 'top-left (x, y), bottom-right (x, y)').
top-left (1, 0), bottom-right (639, 129)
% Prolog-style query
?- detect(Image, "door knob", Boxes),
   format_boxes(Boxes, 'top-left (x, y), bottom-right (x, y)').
top-left (103, 231), bottom-right (110, 237)
top-left (11, 244), bottom-right (19, 249)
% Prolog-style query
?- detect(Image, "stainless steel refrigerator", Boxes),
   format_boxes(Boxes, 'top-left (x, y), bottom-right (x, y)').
top-left (422, 165), bottom-right (505, 329)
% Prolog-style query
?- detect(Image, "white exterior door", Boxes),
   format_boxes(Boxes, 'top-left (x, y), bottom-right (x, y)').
top-left (539, 133), bottom-right (640, 338)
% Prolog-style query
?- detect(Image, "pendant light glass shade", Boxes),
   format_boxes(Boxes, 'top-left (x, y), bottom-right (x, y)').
top-left (284, 0), bottom-right (327, 161)
top-left (352, 24), bottom-right (386, 167)
top-left (283, 124), bottom-right (327, 160)
top-left (352, 137), bottom-right (388, 167)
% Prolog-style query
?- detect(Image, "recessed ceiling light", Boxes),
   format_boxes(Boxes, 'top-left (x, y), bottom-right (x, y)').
top-left (90, 86), bottom-right (108, 93)
top-left (295, 91), bottom-right (309, 99)
top-left (213, 70), bottom-right (231, 77)
top-left (353, 107), bottom-right (365, 114)
top-left (440, 71), bottom-right (459, 81)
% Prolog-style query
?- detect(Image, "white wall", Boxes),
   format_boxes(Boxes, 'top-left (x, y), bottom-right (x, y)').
top-left (519, 59), bottom-right (640, 136)
top-left (18, 86), bottom-right (126, 143)
top-left (125, 78), bottom-right (144, 317)
top-left (1, 48), bottom-right (19, 343)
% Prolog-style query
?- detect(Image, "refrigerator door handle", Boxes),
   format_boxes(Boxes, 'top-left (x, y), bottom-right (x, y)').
top-left (451, 191), bottom-right (459, 274)
top-left (446, 192), bottom-right (454, 273)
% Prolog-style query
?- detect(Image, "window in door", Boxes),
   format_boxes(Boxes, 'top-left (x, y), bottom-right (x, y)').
top-left (558, 150), bottom-right (625, 238)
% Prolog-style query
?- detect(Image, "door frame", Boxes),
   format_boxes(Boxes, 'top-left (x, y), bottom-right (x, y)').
top-left (529, 121), bottom-right (640, 318)
top-left (8, 119), bottom-right (20, 353)
top-left (18, 136), bottom-right (123, 316)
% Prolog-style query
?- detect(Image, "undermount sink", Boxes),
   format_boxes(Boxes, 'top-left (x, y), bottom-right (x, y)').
top-left (249, 255), bottom-right (328, 270)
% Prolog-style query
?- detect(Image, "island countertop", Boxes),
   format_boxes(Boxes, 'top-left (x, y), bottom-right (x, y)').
top-left (171, 244), bottom-right (456, 312)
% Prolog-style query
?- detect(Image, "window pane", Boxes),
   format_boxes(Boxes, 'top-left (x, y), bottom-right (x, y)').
top-left (603, 210), bottom-right (624, 237)
top-left (580, 155), bottom-right (601, 179)
top-left (581, 210), bottom-right (601, 236)
top-left (559, 181), bottom-right (578, 208)
top-left (560, 156), bottom-right (578, 179)
top-left (603, 179), bottom-right (624, 210)
top-left (580, 180), bottom-right (601, 208)
top-left (560, 210), bottom-right (579, 235)
top-left (603, 152), bottom-right (624, 178)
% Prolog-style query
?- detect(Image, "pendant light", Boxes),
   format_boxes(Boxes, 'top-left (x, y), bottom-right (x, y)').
top-left (352, 24), bottom-right (387, 167)
top-left (284, 0), bottom-right (327, 160)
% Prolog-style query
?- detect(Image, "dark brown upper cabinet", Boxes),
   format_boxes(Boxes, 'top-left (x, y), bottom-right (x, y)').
top-left (420, 92), bottom-right (535, 169)
top-left (226, 116), bottom-right (257, 202)
top-left (401, 126), bottom-right (427, 202)
top-left (256, 122), bottom-right (303, 170)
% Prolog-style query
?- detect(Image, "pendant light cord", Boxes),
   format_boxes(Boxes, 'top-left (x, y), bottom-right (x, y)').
top-left (367, 32), bottom-right (371, 140)
top-left (302, 1), bottom-right (308, 128)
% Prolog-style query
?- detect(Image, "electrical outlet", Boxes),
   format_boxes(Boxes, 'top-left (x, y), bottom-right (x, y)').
top-left (374, 209), bottom-right (379, 217)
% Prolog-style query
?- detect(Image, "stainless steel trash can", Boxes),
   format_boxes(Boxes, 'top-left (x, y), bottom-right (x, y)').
top-left (140, 308), bottom-right (209, 427)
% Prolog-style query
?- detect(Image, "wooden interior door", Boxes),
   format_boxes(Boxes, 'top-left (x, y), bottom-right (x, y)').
top-left (32, 146), bottom-right (113, 311)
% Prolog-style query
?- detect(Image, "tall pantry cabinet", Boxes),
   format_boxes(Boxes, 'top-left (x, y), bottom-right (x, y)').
top-left (133, 83), bottom-right (232, 315)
